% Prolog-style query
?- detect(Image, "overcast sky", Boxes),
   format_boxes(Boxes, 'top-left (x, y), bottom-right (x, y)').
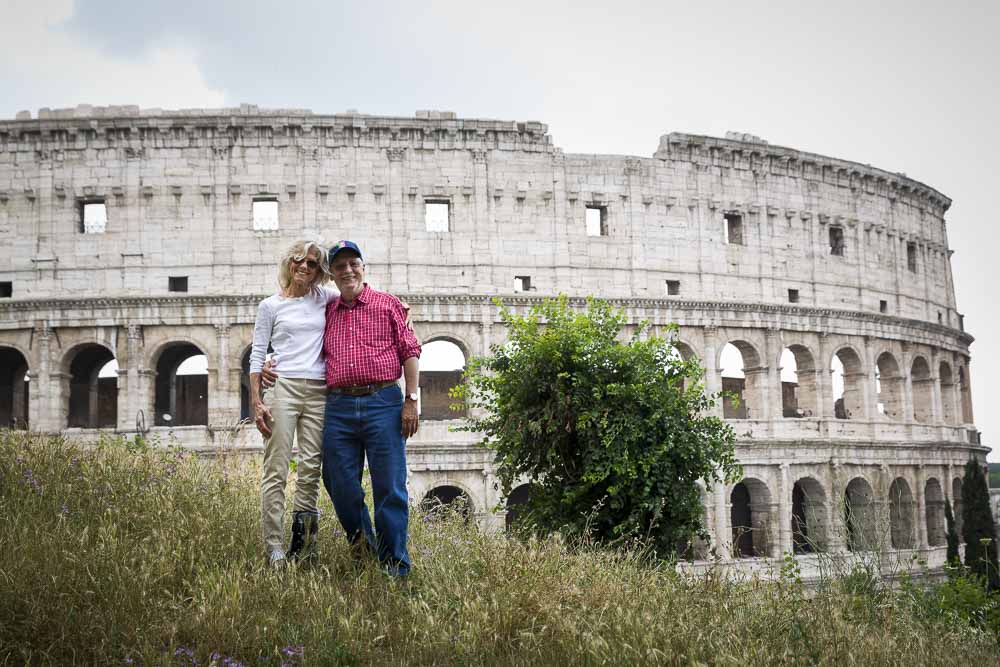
top-left (3, 0), bottom-right (998, 456)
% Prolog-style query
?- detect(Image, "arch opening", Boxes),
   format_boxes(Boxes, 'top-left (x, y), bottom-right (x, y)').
top-left (505, 484), bottom-right (532, 531)
top-left (792, 477), bottom-right (828, 553)
top-left (67, 344), bottom-right (117, 428)
top-left (154, 344), bottom-right (208, 426)
top-left (0, 347), bottom-right (29, 429)
top-left (888, 477), bottom-right (916, 549)
top-left (781, 345), bottom-right (817, 418)
top-left (845, 477), bottom-right (877, 552)
top-left (420, 485), bottom-right (473, 522)
top-left (959, 365), bottom-right (974, 424)
top-left (910, 357), bottom-right (933, 424)
top-left (832, 347), bottom-right (863, 420)
top-left (876, 352), bottom-right (903, 420)
top-left (419, 339), bottom-right (467, 420)
top-left (925, 478), bottom-right (945, 547)
top-left (939, 361), bottom-right (957, 426)
top-left (730, 478), bottom-right (773, 557)
top-left (721, 341), bottom-right (761, 420)
top-left (952, 478), bottom-right (964, 538)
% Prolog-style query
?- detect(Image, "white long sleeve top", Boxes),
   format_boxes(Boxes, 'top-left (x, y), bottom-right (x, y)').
top-left (249, 286), bottom-right (338, 380)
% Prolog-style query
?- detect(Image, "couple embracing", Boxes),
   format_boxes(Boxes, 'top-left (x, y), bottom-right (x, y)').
top-left (248, 240), bottom-right (420, 577)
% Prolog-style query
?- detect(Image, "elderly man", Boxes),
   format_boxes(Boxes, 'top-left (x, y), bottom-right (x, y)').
top-left (322, 240), bottom-right (421, 576)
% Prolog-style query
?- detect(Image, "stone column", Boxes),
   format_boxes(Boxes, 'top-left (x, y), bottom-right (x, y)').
top-left (827, 460), bottom-right (846, 552)
top-left (778, 463), bottom-right (793, 555)
top-left (929, 349), bottom-right (943, 424)
top-left (210, 323), bottom-right (235, 426)
top-left (702, 326), bottom-right (722, 419)
top-left (816, 332), bottom-right (832, 420)
top-left (901, 343), bottom-right (915, 423)
top-left (862, 336), bottom-right (876, 421)
top-left (471, 148), bottom-right (495, 293)
top-left (915, 466), bottom-right (928, 549)
top-left (763, 328), bottom-right (781, 425)
top-left (714, 481), bottom-right (731, 559)
top-left (386, 147), bottom-right (408, 288)
top-left (31, 322), bottom-right (60, 432)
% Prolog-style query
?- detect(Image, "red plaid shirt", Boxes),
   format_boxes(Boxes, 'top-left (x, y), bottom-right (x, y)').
top-left (324, 284), bottom-right (421, 387)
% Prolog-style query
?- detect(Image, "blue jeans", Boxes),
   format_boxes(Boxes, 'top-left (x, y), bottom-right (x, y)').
top-left (322, 384), bottom-right (411, 575)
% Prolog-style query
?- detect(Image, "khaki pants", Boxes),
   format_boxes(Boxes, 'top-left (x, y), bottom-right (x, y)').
top-left (260, 377), bottom-right (326, 553)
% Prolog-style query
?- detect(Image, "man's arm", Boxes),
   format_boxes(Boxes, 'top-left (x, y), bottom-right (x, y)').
top-left (401, 355), bottom-right (419, 438)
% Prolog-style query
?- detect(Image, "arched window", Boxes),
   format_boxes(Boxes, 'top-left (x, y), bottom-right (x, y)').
top-left (67, 344), bottom-right (118, 428)
top-left (792, 477), bottom-right (828, 553)
top-left (154, 343), bottom-right (208, 426)
top-left (910, 357), bottom-right (933, 424)
top-left (888, 478), bottom-right (915, 549)
top-left (419, 339), bottom-right (467, 420)
top-left (0, 347), bottom-right (29, 429)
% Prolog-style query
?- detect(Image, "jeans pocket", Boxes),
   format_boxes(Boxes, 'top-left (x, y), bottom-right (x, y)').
top-left (374, 384), bottom-right (403, 407)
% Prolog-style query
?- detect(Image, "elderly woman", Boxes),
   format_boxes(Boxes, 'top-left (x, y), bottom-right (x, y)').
top-left (249, 239), bottom-right (337, 567)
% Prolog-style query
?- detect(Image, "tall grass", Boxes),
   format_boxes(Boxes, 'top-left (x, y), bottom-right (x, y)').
top-left (1, 430), bottom-right (997, 665)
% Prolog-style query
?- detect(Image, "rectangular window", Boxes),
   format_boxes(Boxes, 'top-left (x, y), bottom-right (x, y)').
top-left (880, 299), bottom-right (888, 313)
top-left (252, 198), bottom-right (279, 231)
top-left (907, 242), bottom-right (917, 272)
top-left (724, 212), bottom-right (743, 245)
top-left (665, 280), bottom-right (680, 296)
top-left (80, 200), bottom-right (107, 234)
top-left (514, 275), bottom-right (531, 292)
top-left (0, 281), bottom-right (11, 298)
top-left (937, 311), bottom-right (943, 324)
top-left (788, 288), bottom-right (799, 303)
top-left (585, 205), bottom-right (608, 236)
top-left (425, 200), bottom-right (450, 232)
top-left (829, 226), bottom-right (845, 256)
top-left (168, 276), bottom-right (188, 292)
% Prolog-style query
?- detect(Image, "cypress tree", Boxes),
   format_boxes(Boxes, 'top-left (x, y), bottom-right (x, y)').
top-left (961, 460), bottom-right (1000, 590)
top-left (944, 497), bottom-right (960, 567)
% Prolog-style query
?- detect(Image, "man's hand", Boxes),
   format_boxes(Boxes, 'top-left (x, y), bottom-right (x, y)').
top-left (401, 301), bottom-right (415, 331)
top-left (402, 399), bottom-right (419, 438)
top-left (261, 358), bottom-right (279, 388)
top-left (254, 401), bottom-right (274, 438)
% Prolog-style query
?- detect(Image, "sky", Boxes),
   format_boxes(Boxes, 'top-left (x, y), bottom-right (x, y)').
top-left (3, 0), bottom-right (998, 456)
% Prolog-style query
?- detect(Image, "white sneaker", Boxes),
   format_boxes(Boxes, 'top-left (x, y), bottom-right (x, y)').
top-left (268, 549), bottom-right (287, 569)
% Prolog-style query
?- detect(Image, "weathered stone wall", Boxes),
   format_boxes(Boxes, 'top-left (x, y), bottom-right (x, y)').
top-left (0, 105), bottom-right (984, 566)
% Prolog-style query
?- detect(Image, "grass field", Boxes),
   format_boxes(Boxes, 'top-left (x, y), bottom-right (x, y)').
top-left (2, 430), bottom-right (998, 666)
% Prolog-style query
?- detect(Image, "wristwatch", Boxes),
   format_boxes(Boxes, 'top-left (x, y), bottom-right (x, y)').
top-left (406, 392), bottom-right (419, 402)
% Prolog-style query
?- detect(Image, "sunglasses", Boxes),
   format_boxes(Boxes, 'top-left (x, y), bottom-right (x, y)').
top-left (291, 256), bottom-right (320, 270)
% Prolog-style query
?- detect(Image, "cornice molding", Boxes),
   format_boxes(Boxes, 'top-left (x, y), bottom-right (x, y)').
top-left (0, 293), bottom-right (974, 347)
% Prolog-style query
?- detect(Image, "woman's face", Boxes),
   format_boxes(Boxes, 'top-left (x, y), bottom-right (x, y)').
top-left (289, 249), bottom-right (321, 288)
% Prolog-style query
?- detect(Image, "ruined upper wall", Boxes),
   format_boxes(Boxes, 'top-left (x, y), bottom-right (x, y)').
top-left (0, 106), bottom-right (963, 333)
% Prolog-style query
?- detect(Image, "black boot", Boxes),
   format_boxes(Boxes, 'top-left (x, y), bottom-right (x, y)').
top-left (288, 510), bottom-right (319, 563)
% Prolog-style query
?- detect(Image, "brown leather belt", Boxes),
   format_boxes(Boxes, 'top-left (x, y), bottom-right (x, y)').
top-left (328, 380), bottom-right (397, 396)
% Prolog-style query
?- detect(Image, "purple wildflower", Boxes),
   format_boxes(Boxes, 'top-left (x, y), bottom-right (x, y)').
top-left (58, 504), bottom-right (69, 517)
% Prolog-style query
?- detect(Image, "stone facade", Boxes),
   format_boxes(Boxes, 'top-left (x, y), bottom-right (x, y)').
top-left (0, 105), bottom-right (986, 573)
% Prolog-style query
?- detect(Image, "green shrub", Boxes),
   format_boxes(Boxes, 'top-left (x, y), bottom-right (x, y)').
top-left (454, 296), bottom-right (740, 554)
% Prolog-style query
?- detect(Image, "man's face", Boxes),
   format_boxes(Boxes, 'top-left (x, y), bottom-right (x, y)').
top-left (331, 250), bottom-right (365, 296)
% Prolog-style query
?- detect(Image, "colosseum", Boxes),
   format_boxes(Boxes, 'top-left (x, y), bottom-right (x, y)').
top-left (0, 104), bottom-right (985, 576)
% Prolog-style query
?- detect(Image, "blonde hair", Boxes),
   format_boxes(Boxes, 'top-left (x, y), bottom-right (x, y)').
top-left (277, 240), bottom-right (329, 290)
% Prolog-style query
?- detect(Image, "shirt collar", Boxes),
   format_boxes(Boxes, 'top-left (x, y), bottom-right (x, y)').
top-left (335, 283), bottom-right (370, 310)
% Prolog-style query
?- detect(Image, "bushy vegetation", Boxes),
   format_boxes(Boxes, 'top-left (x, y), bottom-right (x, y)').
top-left (961, 459), bottom-right (1000, 589)
top-left (454, 296), bottom-right (740, 554)
top-left (2, 430), bottom-right (1000, 665)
